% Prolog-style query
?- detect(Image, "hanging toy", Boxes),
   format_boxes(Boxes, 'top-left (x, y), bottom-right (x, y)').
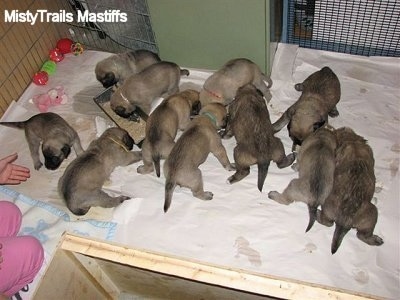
top-left (71, 42), bottom-right (84, 56)
top-left (32, 71), bottom-right (49, 85)
top-left (49, 48), bottom-right (64, 62)
top-left (32, 38), bottom-right (83, 85)
top-left (41, 60), bottom-right (57, 75)
top-left (56, 38), bottom-right (74, 54)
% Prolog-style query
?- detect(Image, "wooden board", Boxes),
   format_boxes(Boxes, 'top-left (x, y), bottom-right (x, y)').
top-left (34, 233), bottom-right (382, 300)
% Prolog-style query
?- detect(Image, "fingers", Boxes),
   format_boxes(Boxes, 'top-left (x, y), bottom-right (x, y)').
top-left (0, 153), bottom-right (18, 164)
top-left (11, 163), bottom-right (30, 174)
top-left (6, 166), bottom-right (31, 184)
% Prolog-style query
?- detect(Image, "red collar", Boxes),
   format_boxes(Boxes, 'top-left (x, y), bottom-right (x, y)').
top-left (203, 87), bottom-right (223, 99)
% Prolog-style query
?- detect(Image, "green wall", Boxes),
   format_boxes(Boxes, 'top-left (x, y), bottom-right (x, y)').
top-left (147, 0), bottom-right (271, 73)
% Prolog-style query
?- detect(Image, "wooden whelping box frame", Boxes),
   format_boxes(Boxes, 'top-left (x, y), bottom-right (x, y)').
top-left (33, 233), bottom-right (381, 299)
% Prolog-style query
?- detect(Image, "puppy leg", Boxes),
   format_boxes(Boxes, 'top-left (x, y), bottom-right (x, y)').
top-left (185, 169), bottom-right (213, 200)
top-left (228, 145), bottom-right (254, 184)
top-left (271, 138), bottom-right (296, 168)
top-left (268, 178), bottom-right (308, 205)
top-left (82, 189), bottom-right (131, 209)
top-left (317, 199), bottom-right (336, 227)
top-left (210, 138), bottom-right (235, 171)
top-left (26, 131), bottom-right (43, 170)
top-left (121, 151), bottom-right (142, 166)
top-left (354, 202), bottom-right (384, 246)
top-left (137, 140), bottom-right (154, 174)
top-left (272, 111), bottom-right (291, 133)
top-left (72, 137), bottom-right (84, 155)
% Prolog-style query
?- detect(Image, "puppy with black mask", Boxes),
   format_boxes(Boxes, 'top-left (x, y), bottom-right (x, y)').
top-left (58, 127), bottom-right (142, 216)
top-left (95, 49), bottom-right (161, 88)
top-left (110, 61), bottom-right (189, 121)
top-left (0, 112), bottom-right (83, 170)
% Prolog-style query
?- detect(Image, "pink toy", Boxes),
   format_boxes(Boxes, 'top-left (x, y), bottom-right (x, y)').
top-left (30, 86), bottom-right (68, 112)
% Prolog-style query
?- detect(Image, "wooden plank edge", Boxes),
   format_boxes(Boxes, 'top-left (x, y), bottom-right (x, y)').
top-left (58, 232), bottom-right (383, 300)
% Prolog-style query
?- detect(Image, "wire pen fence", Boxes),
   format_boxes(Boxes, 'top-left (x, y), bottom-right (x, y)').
top-left (286, 0), bottom-right (400, 57)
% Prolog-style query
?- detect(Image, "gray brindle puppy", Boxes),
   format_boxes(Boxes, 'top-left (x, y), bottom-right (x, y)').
top-left (273, 66), bottom-right (341, 150)
top-left (137, 89), bottom-right (201, 177)
top-left (0, 112), bottom-right (83, 170)
top-left (268, 127), bottom-right (337, 232)
top-left (224, 84), bottom-right (295, 191)
top-left (163, 103), bottom-right (235, 213)
top-left (317, 127), bottom-right (383, 254)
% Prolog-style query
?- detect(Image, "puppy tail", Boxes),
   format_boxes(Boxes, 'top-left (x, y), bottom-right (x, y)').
top-left (305, 204), bottom-right (317, 232)
top-left (331, 224), bottom-right (351, 254)
top-left (0, 121), bottom-right (26, 129)
top-left (153, 154), bottom-right (161, 178)
top-left (180, 69), bottom-right (190, 76)
top-left (257, 161), bottom-right (270, 192)
top-left (164, 179), bottom-right (176, 213)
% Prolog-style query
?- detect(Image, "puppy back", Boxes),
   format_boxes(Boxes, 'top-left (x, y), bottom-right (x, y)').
top-left (230, 89), bottom-right (273, 154)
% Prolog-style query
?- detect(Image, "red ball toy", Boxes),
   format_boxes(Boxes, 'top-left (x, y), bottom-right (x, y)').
top-left (56, 38), bottom-right (74, 54)
top-left (32, 71), bottom-right (49, 85)
top-left (49, 48), bottom-right (64, 62)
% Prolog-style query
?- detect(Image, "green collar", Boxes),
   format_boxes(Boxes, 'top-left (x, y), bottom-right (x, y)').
top-left (201, 111), bottom-right (217, 127)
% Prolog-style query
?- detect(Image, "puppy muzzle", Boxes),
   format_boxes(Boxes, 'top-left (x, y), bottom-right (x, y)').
top-left (44, 156), bottom-right (63, 170)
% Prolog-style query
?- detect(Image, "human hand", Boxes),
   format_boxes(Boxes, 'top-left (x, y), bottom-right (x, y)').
top-left (0, 153), bottom-right (30, 185)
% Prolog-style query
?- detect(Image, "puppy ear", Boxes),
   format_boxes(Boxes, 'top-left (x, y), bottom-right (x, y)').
top-left (191, 100), bottom-right (201, 116)
top-left (122, 133), bottom-right (134, 150)
top-left (313, 117), bottom-right (326, 132)
top-left (61, 145), bottom-right (71, 158)
top-left (255, 88), bottom-right (264, 98)
top-left (294, 83), bottom-right (304, 91)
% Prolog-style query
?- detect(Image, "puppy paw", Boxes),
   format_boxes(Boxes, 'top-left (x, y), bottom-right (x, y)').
top-left (117, 195), bottom-right (131, 203)
top-left (268, 191), bottom-right (291, 205)
top-left (328, 108), bottom-right (340, 118)
top-left (193, 190), bottom-right (213, 200)
top-left (268, 191), bottom-right (279, 200)
top-left (203, 191), bottom-right (213, 200)
top-left (357, 232), bottom-right (384, 246)
top-left (372, 235), bottom-right (384, 246)
top-left (137, 165), bottom-right (153, 174)
top-left (34, 161), bottom-right (43, 170)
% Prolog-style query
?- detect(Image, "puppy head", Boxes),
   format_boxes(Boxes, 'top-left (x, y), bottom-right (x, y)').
top-left (110, 88), bottom-right (136, 118)
top-left (181, 89), bottom-right (201, 116)
top-left (42, 142), bottom-right (71, 170)
top-left (288, 109), bottom-right (327, 146)
top-left (200, 103), bottom-right (228, 129)
top-left (95, 60), bottom-right (119, 88)
top-left (101, 127), bottom-right (134, 151)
